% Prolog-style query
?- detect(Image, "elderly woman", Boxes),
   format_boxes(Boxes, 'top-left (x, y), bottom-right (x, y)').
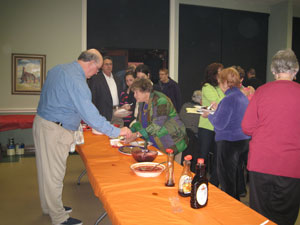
top-left (126, 78), bottom-right (188, 160)
top-left (203, 67), bottom-right (250, 200)
top-left (242, 49), bottom-right (300, 225)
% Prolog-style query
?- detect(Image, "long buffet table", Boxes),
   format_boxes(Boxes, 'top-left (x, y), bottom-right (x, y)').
top-left (76, 131), bottom-right (275, 225)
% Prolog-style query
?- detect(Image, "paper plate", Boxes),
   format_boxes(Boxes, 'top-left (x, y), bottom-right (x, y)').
top-left (118, 146), bottom-right (144, 155)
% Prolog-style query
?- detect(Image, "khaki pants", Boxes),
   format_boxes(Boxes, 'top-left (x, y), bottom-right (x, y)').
top-left (33, 115), bottom-right (74, 225)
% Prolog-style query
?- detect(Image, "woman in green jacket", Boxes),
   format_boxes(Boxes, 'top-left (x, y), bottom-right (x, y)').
top-left (126, 78), bottom-right (188, 162)
top-left (198, 63), bottom-right (225, 186)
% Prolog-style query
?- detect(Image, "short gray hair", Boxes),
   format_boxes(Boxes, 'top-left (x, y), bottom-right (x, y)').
top-left (192, 90), bottom-right (202, 103)
top-left (78, 50), bottom-right (100, 63)
top-left (271, 49), bottom-right (299, 75)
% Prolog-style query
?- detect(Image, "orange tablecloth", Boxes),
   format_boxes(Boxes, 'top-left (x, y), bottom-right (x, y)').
top-left (0, 115), bottom-right (35, 131)
top-left (77, 131), bottom-right (275, 225)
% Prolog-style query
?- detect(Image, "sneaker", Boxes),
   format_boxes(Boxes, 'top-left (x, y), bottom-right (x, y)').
top-left (64, 206), bottom-right (72, 213)
top-left (60, 217), bottom-right (82, 225)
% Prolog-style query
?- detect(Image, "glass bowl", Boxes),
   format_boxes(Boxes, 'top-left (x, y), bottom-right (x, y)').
top-left (131, 148), bottom-right (158, 162)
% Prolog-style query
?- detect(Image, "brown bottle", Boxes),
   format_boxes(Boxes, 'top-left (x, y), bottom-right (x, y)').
top-left (178, 155), bottom-right (193, 197)
top-left (190, 158), bottom-right (208, 209)
top-left (165, 149), bottom-right (175, 187)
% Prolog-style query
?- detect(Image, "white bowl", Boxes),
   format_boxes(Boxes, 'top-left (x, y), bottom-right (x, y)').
top-left (130, 162), bottom-right (165, 178)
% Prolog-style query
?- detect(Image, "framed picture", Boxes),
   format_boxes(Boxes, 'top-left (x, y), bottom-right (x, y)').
top-left (12, 53), bottom-right (46, 95)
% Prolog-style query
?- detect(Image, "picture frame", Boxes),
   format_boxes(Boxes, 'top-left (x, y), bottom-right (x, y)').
top-left (12, 53), bottom-right (46, 95)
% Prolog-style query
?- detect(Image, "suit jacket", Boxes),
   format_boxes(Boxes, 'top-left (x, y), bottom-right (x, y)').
top-left (87, 71), bottom-right (122, 121)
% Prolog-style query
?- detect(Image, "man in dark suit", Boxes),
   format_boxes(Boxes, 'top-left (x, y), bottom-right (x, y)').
top-left (88, 56), bottom-right (123, 125)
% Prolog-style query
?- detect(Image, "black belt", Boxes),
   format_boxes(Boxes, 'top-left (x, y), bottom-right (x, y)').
top-left (54, 121), bottom-right (63, 126)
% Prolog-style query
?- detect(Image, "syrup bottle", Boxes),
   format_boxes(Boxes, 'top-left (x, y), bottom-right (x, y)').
top-left (178, 155), bottom-right (193, 197)
top-left (190, 158), bottom-right (208, 208)
top-left (165, 149), bottom-right (175, 187)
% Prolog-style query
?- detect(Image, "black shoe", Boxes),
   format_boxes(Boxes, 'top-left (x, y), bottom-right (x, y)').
top-left (64, 206), bottom-right (72, 213)
top-left (60, 217), bottom-right (82, 225)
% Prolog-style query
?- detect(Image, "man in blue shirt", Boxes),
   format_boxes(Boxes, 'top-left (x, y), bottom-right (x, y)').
top-left (33, 49), bottom-right (132, 225)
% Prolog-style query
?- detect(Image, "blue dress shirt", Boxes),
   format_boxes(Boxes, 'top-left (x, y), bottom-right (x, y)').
top-left (37, 61), bottom-right (119, 137)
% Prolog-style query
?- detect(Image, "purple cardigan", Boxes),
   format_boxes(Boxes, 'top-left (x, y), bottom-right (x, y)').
top-left (208, 87), bottom-right (250, 142)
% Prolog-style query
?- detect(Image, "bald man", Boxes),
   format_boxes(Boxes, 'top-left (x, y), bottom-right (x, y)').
top-left (33, 49), bottom-right (132, 225)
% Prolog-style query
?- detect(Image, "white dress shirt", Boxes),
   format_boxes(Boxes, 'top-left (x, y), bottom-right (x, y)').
top-left (103, 72), bottom-right (119, 106)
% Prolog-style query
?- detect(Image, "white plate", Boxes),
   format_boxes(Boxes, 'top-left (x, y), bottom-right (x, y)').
top-left (129, 140), bottom-right (153, 147)
top-left (113, 108), bottom-right (132, 118)
top-left (110, 139), bottom-right (124, 148)
top-left (130, 162), bottom-right (165, 177)
top-left (196, 108), bottom-right (215, 115)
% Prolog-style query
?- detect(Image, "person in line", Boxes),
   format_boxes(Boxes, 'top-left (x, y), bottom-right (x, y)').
top-left (233, 65), bottom-right (255, 101)
top-left (115, 64), bottom-right (136, 90)
top-left (33, 49), bottom-right (132, 225)
top-left (198, 63), bottom-right (225, 186)
top-left (203, 67), bottom-right (250, 200)
top-left (179, 90), bottom-right (202, 135)
top-left (125, 78), bottom-right (188, 163)
top-left (87, 56), bottom-right (123, 126)
top-left (135, 64), bottom-right (161, 91)
top-left (158, 68), bottom-right (182, 112)
top-left (119, 71), bottom-right (136, 127)
top-left (179, 90), bottom-right (202, 169)
top-left (242, 49), bottom-right (300, 225)
top-left (232, 65), bottom-right (254, 198)
top-left (243, 68), bottom-right (262, 90)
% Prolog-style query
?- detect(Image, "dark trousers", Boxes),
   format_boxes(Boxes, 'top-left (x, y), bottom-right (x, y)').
top-left (216, 139), bottom-right (249, 200)
top-left (181, 128), bottom-right (200, 172)
top-left (249, 171), bottom-right (300, 225)
top-left (197, 128), bottom-right (218, 186)
top-left (237, 146), bottom-right (248, 195)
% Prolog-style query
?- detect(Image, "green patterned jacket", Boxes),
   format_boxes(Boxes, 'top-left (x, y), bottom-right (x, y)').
top-left (131, 91), bottom-right (188, 155)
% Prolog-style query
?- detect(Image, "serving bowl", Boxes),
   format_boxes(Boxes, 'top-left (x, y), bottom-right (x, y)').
top-left (131, 148), bottom-right (158, 162)
top-left (130, 162), bottom-right (165, 177)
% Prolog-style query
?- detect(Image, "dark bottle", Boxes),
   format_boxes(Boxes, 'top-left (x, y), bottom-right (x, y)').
top-left (178, 155), bottom-right (193, 197)
top-left (190, 158), bottom-right (208, 209)
top-left (165, 148), bottom-right (175, 187)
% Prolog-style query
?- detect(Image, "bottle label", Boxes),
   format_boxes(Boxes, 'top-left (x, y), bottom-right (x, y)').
top-left (196, 183), bottom-right (208, 206)
top-left (179, 175), bottom-right (192, 194)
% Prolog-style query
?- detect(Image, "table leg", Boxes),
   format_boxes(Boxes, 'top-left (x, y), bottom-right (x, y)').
top-left (94, 211), bottom-right (107, 225)
top-left (77, 169), bottom-right (87, 185)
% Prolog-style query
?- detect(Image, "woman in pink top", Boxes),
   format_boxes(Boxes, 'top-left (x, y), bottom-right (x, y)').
top-left (242, 49), bottom-right (300, 225)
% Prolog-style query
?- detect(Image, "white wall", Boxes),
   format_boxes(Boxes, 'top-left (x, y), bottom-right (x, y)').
top-left (0, 0), bottom-right (83, 112)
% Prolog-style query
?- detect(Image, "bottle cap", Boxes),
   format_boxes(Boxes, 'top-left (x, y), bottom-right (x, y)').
top-left (184, 155), bottom-right (192, 161)
top-left (166, 149), bottom-right (173, 154)
top-left (197, 158), bottom-right (204, 164)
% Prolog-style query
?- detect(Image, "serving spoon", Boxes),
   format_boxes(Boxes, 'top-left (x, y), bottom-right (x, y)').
top-left (139, 161), bottom-right (166, 171)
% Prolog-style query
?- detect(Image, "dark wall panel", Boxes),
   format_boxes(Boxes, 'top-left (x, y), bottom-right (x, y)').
top-left (292, 17), bottom-right (300, 83)
top-left (222, 9), bottom-right (269, 83)
top-left (87, 0), bottom-right (169, 50)
top-left (179, 4), bottom-right (269, 103)
top-left (179, 5), bottom-right (222, 103)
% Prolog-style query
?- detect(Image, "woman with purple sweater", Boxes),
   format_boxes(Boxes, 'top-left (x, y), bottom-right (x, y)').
top-left (202, 67), bottom-right (250, 200)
